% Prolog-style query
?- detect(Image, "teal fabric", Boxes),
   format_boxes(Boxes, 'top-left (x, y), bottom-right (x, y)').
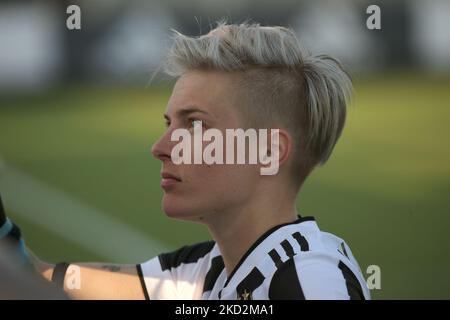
top-left (0, 218), bottom-right (13, 239)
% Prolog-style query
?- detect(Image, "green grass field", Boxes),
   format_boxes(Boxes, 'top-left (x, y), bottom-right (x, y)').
top-left (1, 73), bottom-right (449, 299)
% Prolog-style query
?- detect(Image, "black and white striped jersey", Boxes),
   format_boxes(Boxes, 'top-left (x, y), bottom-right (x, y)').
top-left (138, 216), bottom-right (370, 300)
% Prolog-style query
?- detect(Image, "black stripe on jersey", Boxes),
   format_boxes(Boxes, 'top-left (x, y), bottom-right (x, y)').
top-left (280, 239), bottom-right (295, 258)
top-left (136, 264), bottom-right (150, 300)
top-left (268, 258), bottom-right (305, 300)
top-left (203, 255), bottom-right (225, 293)
top-left (223, 216), bottom-right (315, 288)
top-left (158, 241), bottom-right (215, 271)
top-left (292, 232), bottom-right (309, 251)
top-left (340, 242), bottom-right (349, 258)
top-left (236, 267), bottom-right (265, 300)
top-left (268, 249), bottom-right (283, 268)
top-left (338, 261), bottom-right (365, 300)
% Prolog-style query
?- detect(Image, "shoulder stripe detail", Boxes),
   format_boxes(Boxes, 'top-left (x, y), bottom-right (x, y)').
top-left (268, 258), bottom-right (305, 300)
top-left (338, 242), bottom-right (349, 258)
top-left (223, 216), bottom-right (315, 288)
top-left (203, 255), bottom-right (225, 293)
top-left (280, 239), bottom-right (295, 258)
top-left (269, 233), bottom-right (309, 271)
top-left (158, 241), bottom-right (215, 271)
top-left (338, 261), bottom-right (366, 300)
top-left (268, 249), bottom-right (283, 268)
top-left (292, 232), bottom-right (309, 251)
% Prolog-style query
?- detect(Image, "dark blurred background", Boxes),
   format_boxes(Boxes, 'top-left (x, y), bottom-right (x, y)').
top-left (0, 0), bottom-right (449, 299)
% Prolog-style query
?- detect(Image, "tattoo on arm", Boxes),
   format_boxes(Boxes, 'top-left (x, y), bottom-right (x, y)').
top-left (101, 265), bottom-right (121, 272)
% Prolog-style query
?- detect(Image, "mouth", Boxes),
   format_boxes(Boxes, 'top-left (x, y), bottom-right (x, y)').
top-left (161, 172), bottom-right (182, 189)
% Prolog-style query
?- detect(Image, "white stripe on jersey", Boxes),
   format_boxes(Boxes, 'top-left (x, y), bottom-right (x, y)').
top-left (139, 216), bottom-right (371, 300)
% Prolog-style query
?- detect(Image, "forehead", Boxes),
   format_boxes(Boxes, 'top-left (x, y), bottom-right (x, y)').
top-left (166, 70), bottom-right (242, 120)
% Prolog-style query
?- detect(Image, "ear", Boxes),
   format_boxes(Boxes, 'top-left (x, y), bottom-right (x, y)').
top-left (259, 128), bottom-right (292, 176)
top-left (269, 128), bottom-right (292, 168)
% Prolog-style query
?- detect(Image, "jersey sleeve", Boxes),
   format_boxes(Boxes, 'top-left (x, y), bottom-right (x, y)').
top-left (138, 256), bottom-right (176, 299)
top-left (268, 251), bottom-right (369, 300)
top-left (138, 241), bottom-right (215, 299)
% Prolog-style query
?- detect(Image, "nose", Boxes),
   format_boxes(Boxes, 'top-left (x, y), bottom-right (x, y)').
top-left (151, 130), bottom-right (173, 162)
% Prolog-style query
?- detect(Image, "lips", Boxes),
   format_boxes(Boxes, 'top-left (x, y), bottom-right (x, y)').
top-left (161, 172), bottom-right (181, 189)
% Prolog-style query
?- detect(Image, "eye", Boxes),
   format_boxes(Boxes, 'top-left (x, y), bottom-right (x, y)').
top-left (189, 119), bottom-right (202, 129)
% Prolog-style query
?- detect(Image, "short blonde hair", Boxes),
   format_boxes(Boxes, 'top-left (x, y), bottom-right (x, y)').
top-left (164, 21), bottom-right (352, 184)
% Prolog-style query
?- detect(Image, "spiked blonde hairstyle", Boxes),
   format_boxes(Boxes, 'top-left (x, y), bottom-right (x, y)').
top-left (164, 21), bottom-right (352, 185)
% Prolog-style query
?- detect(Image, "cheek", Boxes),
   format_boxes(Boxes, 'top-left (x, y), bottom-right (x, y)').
top-left (187, 163), bottom-right (259, 199)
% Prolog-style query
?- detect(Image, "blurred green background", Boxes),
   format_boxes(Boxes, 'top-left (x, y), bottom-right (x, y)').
top-left (1, 73), bottom-right (449, 299)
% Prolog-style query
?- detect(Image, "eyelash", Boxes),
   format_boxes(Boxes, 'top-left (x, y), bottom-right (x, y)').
top-left (164, 118), bottom-right (204, 129)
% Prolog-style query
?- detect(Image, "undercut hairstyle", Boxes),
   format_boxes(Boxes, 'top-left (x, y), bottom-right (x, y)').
top-left (163, 21), bottom-right (352, 186)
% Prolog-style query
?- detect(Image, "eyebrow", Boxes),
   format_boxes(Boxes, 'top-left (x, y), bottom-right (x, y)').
top-left (164, 106), bottom-right (211, 121)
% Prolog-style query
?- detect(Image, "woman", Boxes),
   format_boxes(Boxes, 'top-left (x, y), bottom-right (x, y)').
top-left (0, 22), bottom-right (369, 300)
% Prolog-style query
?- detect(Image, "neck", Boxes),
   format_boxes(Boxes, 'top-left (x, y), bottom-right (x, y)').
top-left (204, 193), bottom-right (298, 277)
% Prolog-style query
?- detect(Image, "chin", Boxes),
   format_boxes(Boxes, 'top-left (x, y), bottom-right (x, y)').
top-left (162, 195), bottom-right (202, 221)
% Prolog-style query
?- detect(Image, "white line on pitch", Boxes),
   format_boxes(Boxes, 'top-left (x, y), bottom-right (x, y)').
top-left (0, 159), bottom-right (168, 262)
